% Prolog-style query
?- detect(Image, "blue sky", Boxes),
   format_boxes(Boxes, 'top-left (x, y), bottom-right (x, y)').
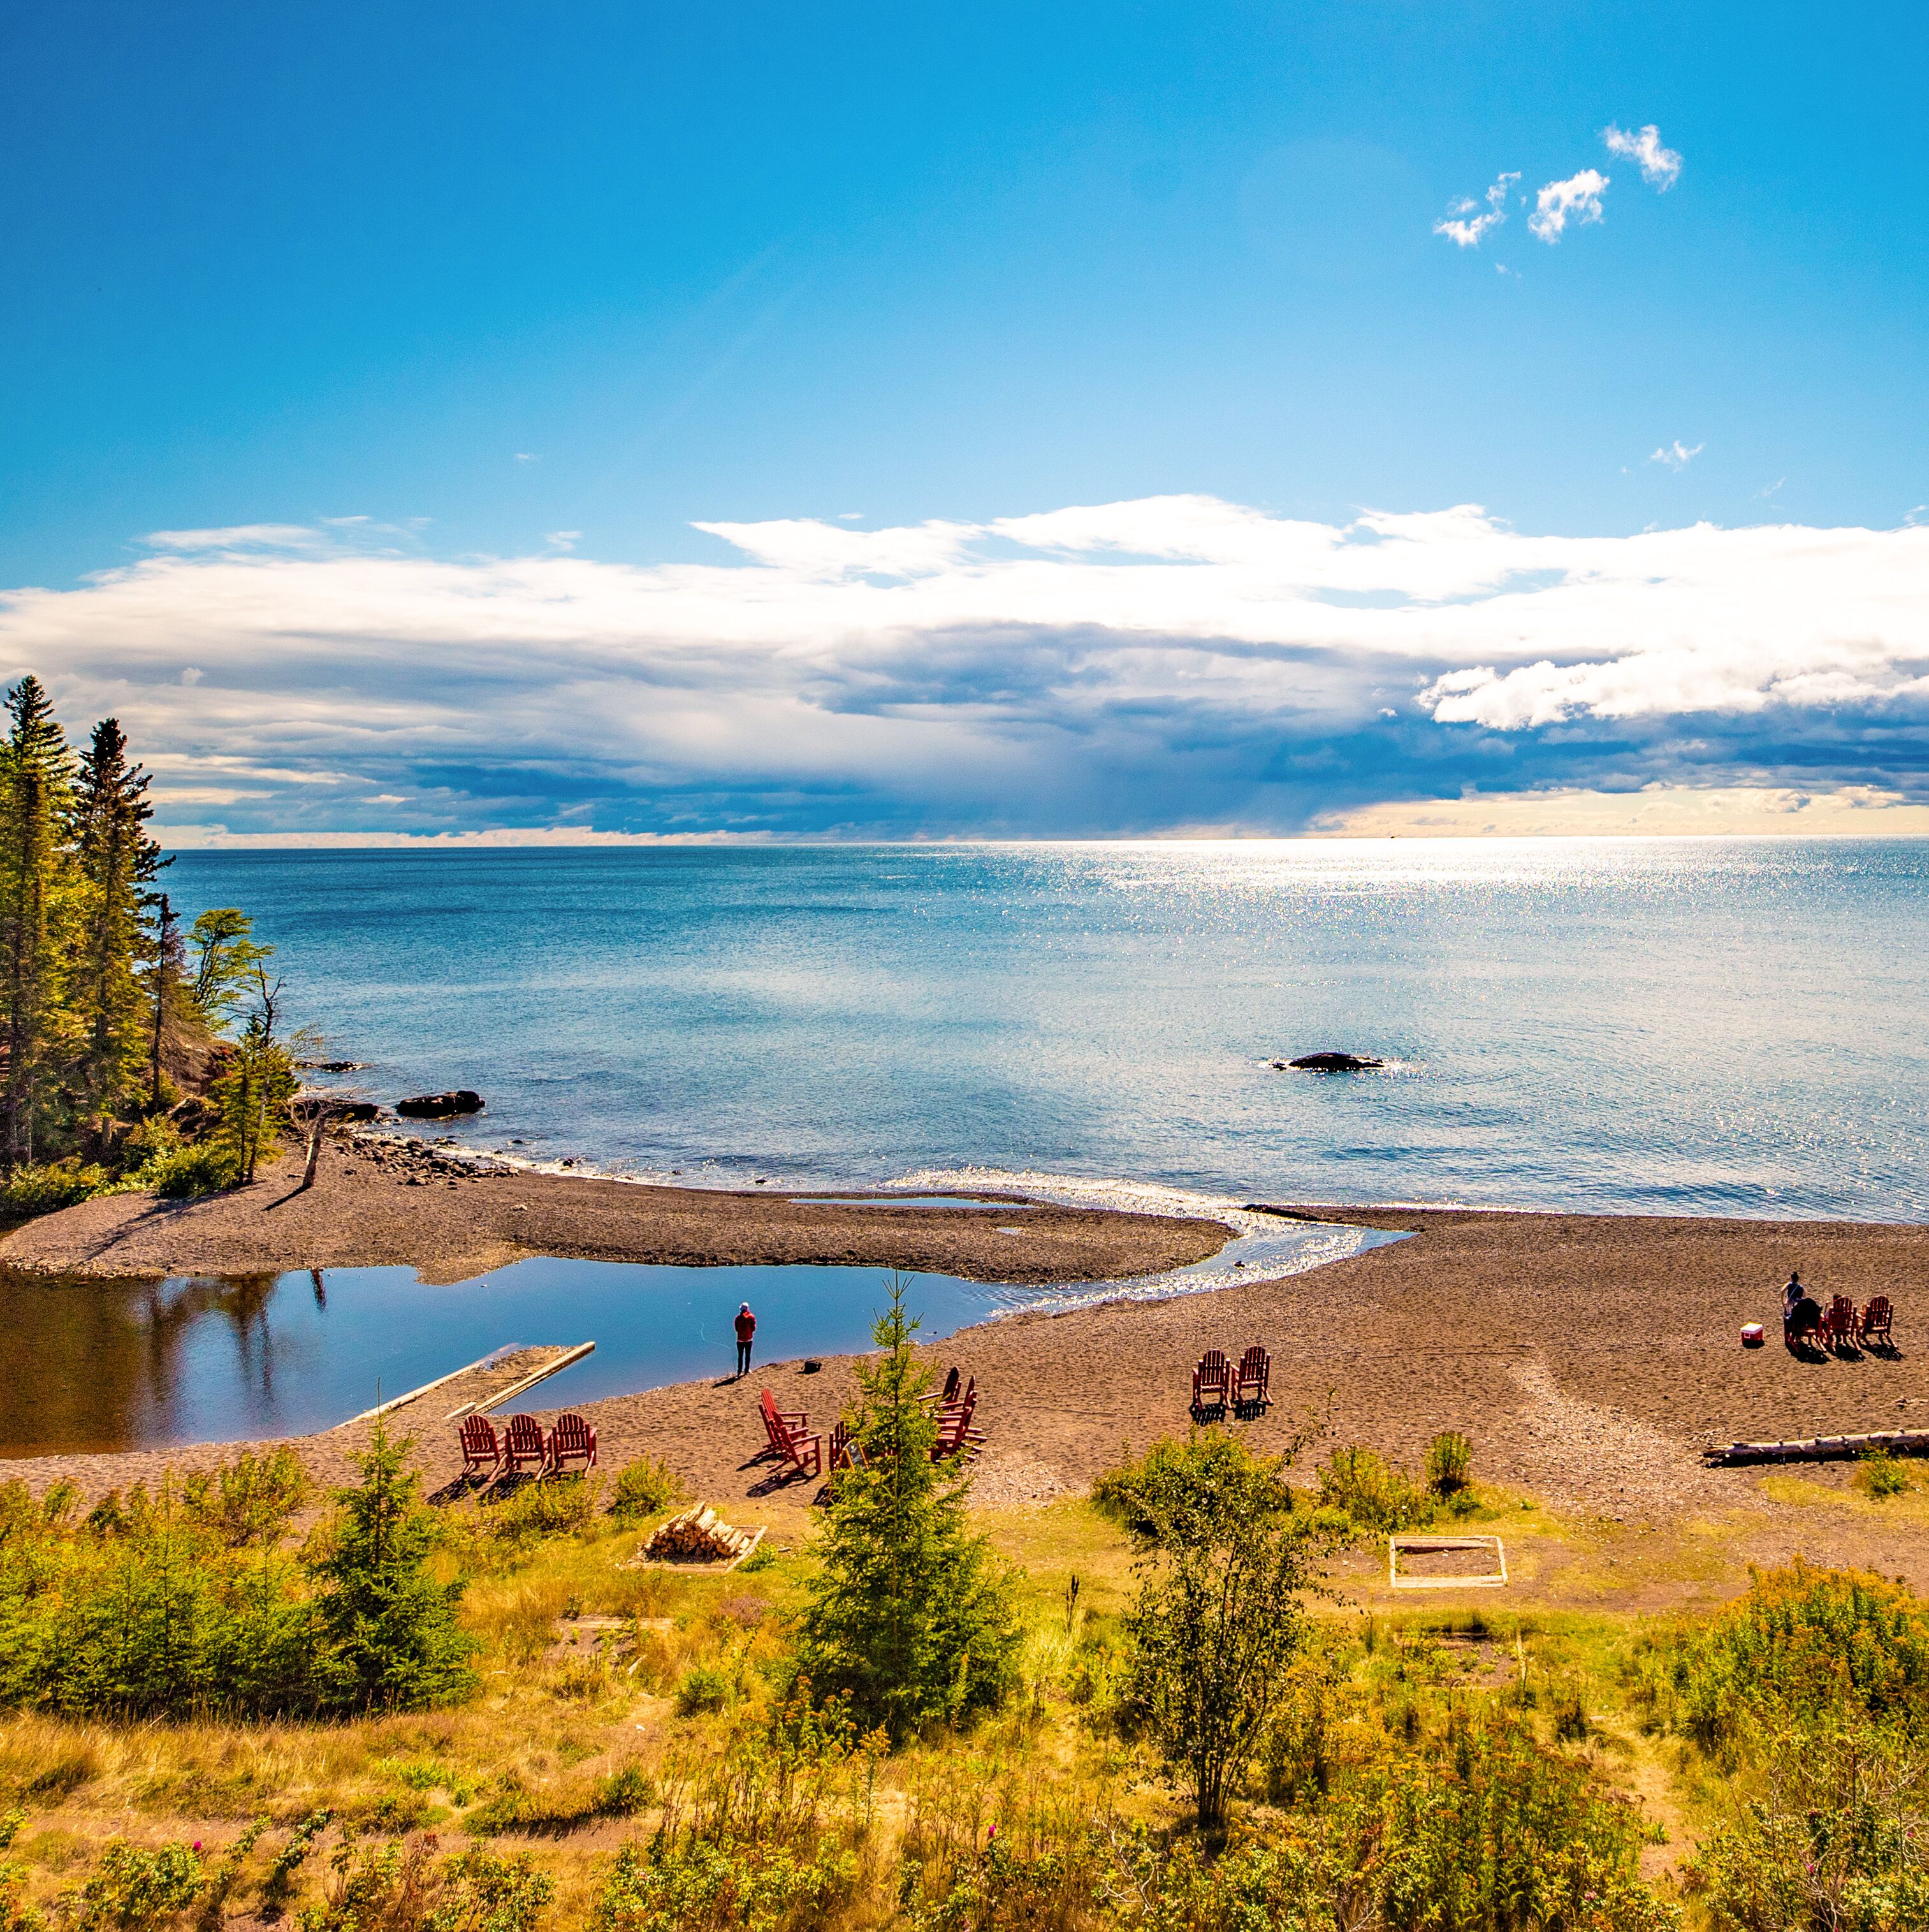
top-left (3, 2), bottom-right (1928, 839)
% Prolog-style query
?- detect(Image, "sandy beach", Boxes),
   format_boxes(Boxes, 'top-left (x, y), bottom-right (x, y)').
top-left (6, 1146), bottom-right (1929, 1598)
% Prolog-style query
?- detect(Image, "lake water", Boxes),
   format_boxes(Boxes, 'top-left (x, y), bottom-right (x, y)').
top-left (161, 839), bottom-right (1929, 1220)
top-left (0, 1208), bottom-right (1399, 1454)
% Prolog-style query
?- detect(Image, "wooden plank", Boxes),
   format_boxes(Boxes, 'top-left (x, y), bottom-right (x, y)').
top-left (445, 1341), bottom-right (597, 1420)
top-left (340, 1348), bottom-right (509, 1428)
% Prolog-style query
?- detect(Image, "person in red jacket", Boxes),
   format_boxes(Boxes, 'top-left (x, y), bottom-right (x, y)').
top-left (734, 1302), bottom-right (756, 1378)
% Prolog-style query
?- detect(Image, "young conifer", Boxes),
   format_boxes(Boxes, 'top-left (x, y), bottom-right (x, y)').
top-left (310, 1417), bottom-right (478, 1711)
top-left (792, 1272), bottom-right (1021, 1741)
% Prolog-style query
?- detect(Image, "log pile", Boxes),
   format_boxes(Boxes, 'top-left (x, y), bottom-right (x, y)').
top-left (643, 1504), bottom-right (764, 1565)
top-left (1704, 1428), bottom-right (1929, 1467)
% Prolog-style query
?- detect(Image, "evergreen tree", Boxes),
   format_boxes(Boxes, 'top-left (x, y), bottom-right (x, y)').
top-left (792, 1273), bottom-right (1022, 1741)
top-left (311, 1418), bottom-right (477, 1711)
top-left (211, 971), bottom-right (296, 1183)
top-left (145, 891), bottom-right (190, 1113)
top-left (187, 908), bottom-right (272, 1031)
top-left (71, 717), bottom-right (166, 1123)
top-left (0, 677), bottom-right (78, 1170)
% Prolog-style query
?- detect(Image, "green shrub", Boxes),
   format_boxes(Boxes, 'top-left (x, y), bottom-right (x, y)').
top-left (1093, 1431), bottom-right (1292, 1538)
top-left (608, 1457), bottom-right (683, 1522)
top-left (136, 1141), bottom-right (238, 1200)
top-left (180, 1447), bottom-right (309, 1548)
top-left (296, 1838), bottom-right (551, 1932)
top-left (587, 1836), bottom-right (857, 1932)
top-left (1317, 1445), bottom-right (1436, 1533)
top-left (487, 1474), bottom-right (597, 1551)
top-left (1425, 1430), bottom-right (1474, 1498)
top-left (1857, 1449), bottom-right (1910, 1500)
top-left (1627, 1562), bottom-right (1929, 1764)
top-left (0, 1159), bottom-right (108, 1220)
top-left (62, 1838), bottom-right (206, 1931)
top-left (675, 1665), bottom-right (732, 1716)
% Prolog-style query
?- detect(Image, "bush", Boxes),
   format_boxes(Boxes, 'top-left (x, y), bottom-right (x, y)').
top-left (1628, 1562), bottom-right (1929, 1764)
top-left (1426, 1430), bottom-right (1474, 1498)
top-left (136, 1141), bottom-right (238, 1199)
top-left (486, 1474), bottom-right (598, 1552)
top-left (180, 1447), bottom-right (309, 1548)
top-left (675, 1666), bottom-right (732, 1716)
top-left (1857, 1449), bottom-right (1910, 1500)
top-left (1318, 1445), bottom-right (1436, 1533)
top-left (609, 1457), bottom-right (683, 1522)
top-left (0, 1159), bottom-right (108, 1220)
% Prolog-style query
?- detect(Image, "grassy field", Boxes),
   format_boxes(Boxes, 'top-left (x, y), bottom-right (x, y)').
top-left (3, 1444), bottom-right (1927, 1930)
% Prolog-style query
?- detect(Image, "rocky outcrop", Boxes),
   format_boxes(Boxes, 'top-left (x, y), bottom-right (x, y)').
top-left (395, 1090), bottom-right (484, 1118)
top-left (1275, 1052), bottom-right (1384, 1072)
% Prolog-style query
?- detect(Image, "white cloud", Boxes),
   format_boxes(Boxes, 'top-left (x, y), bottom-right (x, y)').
top-left (1528, 168), bottom-right (1610, 242)
top-left (6, 500), bottom-right (1929, 835)
top-left (1650, 440), bottom-right (1705, 471)
top-left (1433, 172), bottom-right (1518, 248)
top-left (1602, 123), bottom-right (1682, 190)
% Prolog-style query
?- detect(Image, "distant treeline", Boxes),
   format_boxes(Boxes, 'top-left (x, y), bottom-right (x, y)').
top-left (0, 673), bottom-right (289, 1215)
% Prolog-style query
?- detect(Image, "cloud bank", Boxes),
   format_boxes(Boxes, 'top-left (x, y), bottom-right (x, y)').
top-left (4, 499), bottom-right (1928, 840)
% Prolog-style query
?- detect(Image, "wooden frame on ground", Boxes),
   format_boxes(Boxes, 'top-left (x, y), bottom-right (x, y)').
top-left (1388, 1533), bottom-right (1508, 1590)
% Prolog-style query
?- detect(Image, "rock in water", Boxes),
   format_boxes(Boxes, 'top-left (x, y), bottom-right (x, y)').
top-left (1278, 1052), bottom-right (1384, 1072)
top-left (395, 1089), bottom-right (484, 1118)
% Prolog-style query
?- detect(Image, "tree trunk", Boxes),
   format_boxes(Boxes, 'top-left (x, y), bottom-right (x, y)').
top-left (299, 1113), bottom-right (328, 1192)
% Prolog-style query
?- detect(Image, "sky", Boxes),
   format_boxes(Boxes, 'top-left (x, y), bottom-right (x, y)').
top-left (3, 1), bottom-right (1926, 841)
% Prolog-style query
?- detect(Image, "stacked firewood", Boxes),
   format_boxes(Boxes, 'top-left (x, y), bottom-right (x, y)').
top-left (643, 1504), bottom-right (762, 1564)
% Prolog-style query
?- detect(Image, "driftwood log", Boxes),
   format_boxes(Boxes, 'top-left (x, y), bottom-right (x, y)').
top-left (643, 1504), bottom-right (764, 1565)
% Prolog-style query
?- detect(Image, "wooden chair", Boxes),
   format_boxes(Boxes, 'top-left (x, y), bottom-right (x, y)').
top-left (933, 1398), bottom-right (985, 1463)
top-left (1192, 1350), bottom-right (1230, 1417)
top-left (1785, 1301), bottom-right (1823, 1350)
top-left (827, 1420), bottom-right (869, 1474)
top-left (503, 1413), bottom-right (550, 1477)
top-left (1860, 1296), bottom-right (1895, 1348)
top-left (548, 1412), bottom-right (597, 1474)
top-left (1232, 1346), bottom-right (1271, 1416)
top-left (1824, 1296), bottom-right (1859, 1350)
top-left (759, 1388), bottom-right (822, 1479)
top-left (458, 1414), bottom-right (502, 1481)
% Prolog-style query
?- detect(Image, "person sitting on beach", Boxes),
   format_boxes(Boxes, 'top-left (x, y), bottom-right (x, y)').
top-left (734, 1302), bottom-right (757, 1379)
top-left (1783, 1271), bottom-right (1806, 1322)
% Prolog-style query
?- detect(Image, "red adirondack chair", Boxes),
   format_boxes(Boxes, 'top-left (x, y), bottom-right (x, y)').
top-left (1823, 1296), bottom-right (1858, 1350)
top-left (1232, 1346), bottom-right (1271, 1415)
top-left (933, 1396), bottom-right (985, 1463)
top-left (923, 1366), bottom-right (961, 1408)
top-left (548, 1412), bottom-right (597, 1474)
top-left (827, 1419), bottom-right (869, 1474)
top-left (503, 1412), bottom-right (550, 1477)
top-left (1860, 1296), bottom-right (1895, 1347)
top-left (1192, 1350), bottom-right (1230, 1416)
top-left (759, 1388), bottom-right (822, 1478)
top-left (458, 1414), bottom-right (502, 1480)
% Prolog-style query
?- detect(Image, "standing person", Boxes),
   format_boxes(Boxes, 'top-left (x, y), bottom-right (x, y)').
top-left (734, 1301), bottom-right (757, 1379)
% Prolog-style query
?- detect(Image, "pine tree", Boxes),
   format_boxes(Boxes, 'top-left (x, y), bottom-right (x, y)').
top-left (211, 972), bottom-right (296, 1183)
top-left (71, 717), bottom-right (166, 1125)
top-left (146, 891), bottom-right (190, 1113)
top-left (792, 1273), bottom-right (1022, 1741)
top-left (0, 677), bottom-right (78, 1170)
top-left (310, 1418), bottom-right (478, 1711)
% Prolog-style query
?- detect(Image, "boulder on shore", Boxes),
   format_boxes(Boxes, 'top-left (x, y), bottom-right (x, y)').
top-left (395, 1090), bottom-right (484, 1118)
top-left (1276, 1051), bottom-right (1384, 1072)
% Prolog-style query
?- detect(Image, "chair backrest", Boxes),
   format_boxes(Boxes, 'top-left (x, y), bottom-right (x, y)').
top-left (1237, 1345), bottom-right (1266, 1377)
top-left (552, 1413), bottom-right (592, 1456)
top-left (1831, 1296), bottom-right (1854, 1319)
top-left (1867, 1296), bottom-right (1893, 1325)
top-left (505, 1413), bottom-right (546, 1456)
top-left (460, 1414), bottom-right (498, 1456)
top-left (1200, 1350), bottom-right (1228, 1383)
top-left (759, 1389), bottom-right (788, 1447)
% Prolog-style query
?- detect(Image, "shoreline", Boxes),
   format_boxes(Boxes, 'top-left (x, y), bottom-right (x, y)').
top-left (1, 1190), bottom-right (1926, 1592)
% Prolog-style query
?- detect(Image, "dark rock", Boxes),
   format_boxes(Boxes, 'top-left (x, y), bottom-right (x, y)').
top-left (1277, 1052), bottom-right (1384, 1072)
top-left (395, 1090), bottom-right (484, 1118)
top-left (333, 1101), bottom-right (382, 1122)
top-left (801, 1359), bottom-right (823, 1373)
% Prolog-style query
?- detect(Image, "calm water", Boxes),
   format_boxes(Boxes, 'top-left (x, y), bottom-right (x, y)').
top-left (161, 839), bottom-right (1929, 1220)
top-left (3, 1212), bottom-right (1397, 1454)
